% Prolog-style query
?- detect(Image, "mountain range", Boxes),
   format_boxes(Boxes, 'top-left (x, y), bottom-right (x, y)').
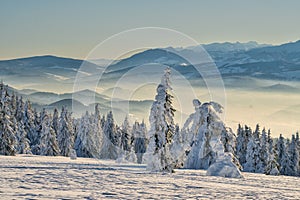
top-left (1, 41), bottom-right (299, 131)
top-left (1, 41), bottom-right (299, 88)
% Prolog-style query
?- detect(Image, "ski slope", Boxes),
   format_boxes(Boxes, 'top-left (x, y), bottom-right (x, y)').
top-left (0, 155), bottom-right (299, 199)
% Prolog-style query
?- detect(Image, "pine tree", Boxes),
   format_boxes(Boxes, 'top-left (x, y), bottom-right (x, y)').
top-left (14, 117), bottom-right (31, 154)
top-left (182, 99), bottom-right (241, 173)
top-left (120, 116), bottom-right (132, 152)
top-left (10, 93), bottom-right (17, 117)
top-left (24, 101), bottom-right (36, 147)
top-left (133, 120), bottom-right (148, 164)
top-left (280, 144), bottom-right (293, 176)
top-left (104, 111), bottom-right (118, 145)
top-left (256, 128), bottom-right (269, 173)
top-left (296, 132), bottom-right (300, 175)
top-left (117, 116), bottom-right (138, 163)
top-left (99, 111), bottom-right (118, 159)
top-left (0, 84), bottom-right (17, 156)
top-left (221, 127), bottom-right (236, 154)
top-left (236, 124), bottom-right (248, 167)
top-left (15, 96), bottom-right (24, 122)
top-left (170, 123), bottom-right (186, 168)
top-left (52, 108), bottom-right (59, 137)
top-left (100, 115), bottom-right (105, 129)
top-left (57, 106), bottom-right (74, 156)
top-left (244, 129), bottom-right (261, 173)
top-left (288, 135), bottom-right (299, 176)
top-left (31, 108), bottom-right (42, 154)
top-left (39, 109), bottom-right (60, 156)
top-left (265, 129), bottom-right (280, 175)
top-left (145, 67), bottom-right (176, 172)
top-left (75, 110), bottom-right (102, 158)
top-left (276, 134), bottom-right (285, 166)
top-left (92, 104), bottom-right (104, 158)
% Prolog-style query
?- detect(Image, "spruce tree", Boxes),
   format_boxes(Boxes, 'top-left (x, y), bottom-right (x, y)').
top-left (264, 129), bottom-right (280, 175)
top-left (14, 117), bottom-right (31, 154)
top-left (99, 110), bottom-right (118, 159)
top-left (288, 135), bottom-right (299, 176)
top-left (31, 108), bottom-right (42, 154)
top-left (145, 67), bottom-right (176, 172)
top-left (276, 134), bottom-right (285, 166)
top-left (244, 129), bottom-right (261, 173)
top-left (58, 106), bottom-right (74, 156)
top-left (280, 145), bottom-right (293, 176)
top-left (24, 101), bottom-right (36, 147)
top-left (257, 128), bottom-right (269, 173)
top-left (236, 124), bottom-right (248, 167)
top-left (52, 108), bottom-right (59, 137)
top-left (133, 120), bottom-right (148, 164)
top-left (75, 110), bottom-right (102, 158)
top-left (39, 109), bottom-right (60, 156)
top-left (120, 116), bottom-right (132, 152)
top-left (0, 84), bottom-right (16, 156)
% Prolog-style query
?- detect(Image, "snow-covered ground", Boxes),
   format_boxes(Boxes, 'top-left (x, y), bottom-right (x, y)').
top-left (1, 155), bottom-right (299, 199)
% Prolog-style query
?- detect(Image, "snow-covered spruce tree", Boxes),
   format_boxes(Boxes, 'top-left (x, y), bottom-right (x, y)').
top-left (287, 135), bottom-right (299, 176)
top-left (170, 123), bottom-right (186, 168)
top-left (221, 127), bottom-right (237, 155)
top-left (115, 125), bottom-right (122, 148)
top-left (104, 111), bottom-right (118, 145)
top-left (14, 117), bottom-right (31, 154)
top-left (30, 108), bottom-right (42, 154)
top-left (183, 100), bottom-right (216, 170)
top-left (116, 116), bottom-right (137, 163)
top-left (10, 93), bottom-right (17, 116)
top-left (257, 128), bottom-right (269, 173)
top-left (73, 117), bottom-right (80, 142)
top-left (236, 124), bottom-right (248, 167)
top-left (244, 127), bottom-right (261, 173)
top-left (296, 132), bottom-right (300, 175)
top-left (12, 96), bottom-right (31, 154)
top-left (57, 106), bottom-right (75, 156)
top-left (194, 102), bottom-right (242, 178)
top-left (120, 116), bottom-right (132, 152)
top-left (100, 115), bottom-right (105, 130)
top-left (0, 84), bottom-right (17, 156)
top-left (39, 108), bottom-right (60, 156)
top-left (276, 134), bottom-right (285, 167)
top-left (280, 143), bottom-right (294, 176)
top-left (52, 108), bottom-right (59, 137)
top-left (145, 67), bottom-right (176, 172)
top-left (15, 96), bottom-right (24, 122)
top-left (296, 132), bottom-right (300, 151)
top-left (276, 134), bottom-right (294, 176)
top-left (264, 129), bottom-right (280, 175)
top-left (24, 101), bottom-right (37, 147)
top-left (133, 120), bottom-right (148, 164)
top-left (89, 104), bottom-right (103, 158)
top-left (99, 111), bottom-right (118, 159)
top-left (75, 112), bottom-right (89, 157)
top-left (75, 109), bottom-right (102, 158)
top-left (182, 99), bottom-right (242, 178)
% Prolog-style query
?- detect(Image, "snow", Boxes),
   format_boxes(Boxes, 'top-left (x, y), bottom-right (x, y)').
top-left (1, 155), bottom-right (300, 199)
top-left (206, 153), bottom-right (243, 178)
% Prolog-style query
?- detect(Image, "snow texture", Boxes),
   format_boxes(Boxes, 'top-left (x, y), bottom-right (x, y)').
top-left (0, 155), bottom-right (300, 199)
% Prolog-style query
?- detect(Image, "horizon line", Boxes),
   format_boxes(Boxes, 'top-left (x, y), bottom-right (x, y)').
top-left (0, 39), bottom-right (299, 61)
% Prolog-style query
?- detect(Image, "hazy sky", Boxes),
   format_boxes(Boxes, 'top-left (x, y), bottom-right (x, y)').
top-left (1, 0), bottom-right (300, 60)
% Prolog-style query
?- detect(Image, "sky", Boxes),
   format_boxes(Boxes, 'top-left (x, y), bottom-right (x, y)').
top-left (1, 0), bottom-right (300, 60)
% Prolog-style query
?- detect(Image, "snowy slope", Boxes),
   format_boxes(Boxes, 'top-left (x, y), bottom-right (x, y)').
top-left (0, 155), bottom-right (299, 199)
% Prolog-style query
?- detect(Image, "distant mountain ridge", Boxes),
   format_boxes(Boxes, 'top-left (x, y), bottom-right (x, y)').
top-left (1, 41), bottom-right (300, 91)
